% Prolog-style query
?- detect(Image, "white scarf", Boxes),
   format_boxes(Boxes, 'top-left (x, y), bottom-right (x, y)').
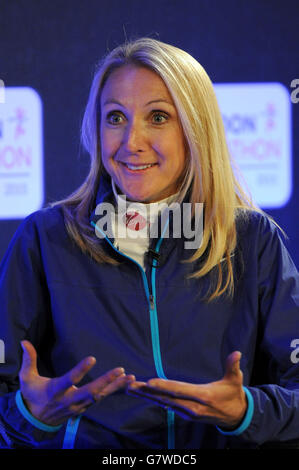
top-left (111, 179), bottom-right (179, 269)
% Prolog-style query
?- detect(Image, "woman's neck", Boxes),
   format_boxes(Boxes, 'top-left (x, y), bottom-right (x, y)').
top-left (111, 178), bottom-right (179, 206)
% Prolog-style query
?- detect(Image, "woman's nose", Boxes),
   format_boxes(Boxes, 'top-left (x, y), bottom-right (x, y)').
top-left (123, 120), bottom-right (147, 153)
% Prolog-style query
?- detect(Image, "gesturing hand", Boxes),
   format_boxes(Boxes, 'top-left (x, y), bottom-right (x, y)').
top-left (19, 340), bottom-right (135, 426)
top-left (126, 351), bottom-right (247, 429)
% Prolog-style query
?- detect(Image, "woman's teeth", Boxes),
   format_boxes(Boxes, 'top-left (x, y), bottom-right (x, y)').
top-left (125, 163), bottom-right (155, 170)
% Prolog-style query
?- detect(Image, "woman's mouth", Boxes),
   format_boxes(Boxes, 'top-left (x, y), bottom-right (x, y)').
top-left (120, 162), bottom-right (158, 172)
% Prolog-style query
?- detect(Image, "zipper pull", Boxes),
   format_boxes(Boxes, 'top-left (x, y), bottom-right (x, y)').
top-left (149, 294), bottom-right (155, 310)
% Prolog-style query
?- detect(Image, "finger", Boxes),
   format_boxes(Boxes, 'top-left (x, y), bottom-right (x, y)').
top-left (19, 341), bottom-right (39, 380)
top-left (126, 383), bottom-right (206, 410)
top-left (128, 379), bottom-right (209, 404)
top-left (127, 380), bottom-right (147, 390)
top-left (52, 356), bottom-right (97, 396)
top-left (223, 351), bottom-right (242, 381)
top-left (127, 387), bottom-right (208, 419)
top-left (94, 373), bottom-right (135, 397)
top-left (78, 374), bottom-right (135, 407)
top-left (126, 385), bottom-right (170, 405)
top-left (69, 368), bottom-right (131, 406)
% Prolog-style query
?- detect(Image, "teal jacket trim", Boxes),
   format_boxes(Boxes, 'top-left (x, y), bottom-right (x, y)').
top-left (216, 386), bottom-right (254, 436)
top-left (15, 389), bottom-right (62, 433)
top-left (62, 415), bottom-right (81, 449)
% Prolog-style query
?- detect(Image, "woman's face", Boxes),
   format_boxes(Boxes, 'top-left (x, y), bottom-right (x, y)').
top-left (100, 65), bottom-right (187, 203)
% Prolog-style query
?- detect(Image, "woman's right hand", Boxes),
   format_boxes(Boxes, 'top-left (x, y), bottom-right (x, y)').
top-left (19, 340), bottom-right (135, 426)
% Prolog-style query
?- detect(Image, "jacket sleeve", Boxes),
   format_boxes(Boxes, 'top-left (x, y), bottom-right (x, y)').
top-left (227, 213), bottom-right (299, 445)
top-left (0, 212), bottom-right (66, 448)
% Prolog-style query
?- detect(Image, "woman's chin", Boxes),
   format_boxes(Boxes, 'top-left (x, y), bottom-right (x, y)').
top-left (120, 189), bottom-right (154, 203)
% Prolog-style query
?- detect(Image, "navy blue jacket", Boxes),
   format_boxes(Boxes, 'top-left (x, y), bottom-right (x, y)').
top-left (0, 177), bottom-right (299, 449)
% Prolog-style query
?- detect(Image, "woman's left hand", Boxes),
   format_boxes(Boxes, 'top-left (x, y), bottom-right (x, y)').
top-left (126, 351), bottom-right (247, 429)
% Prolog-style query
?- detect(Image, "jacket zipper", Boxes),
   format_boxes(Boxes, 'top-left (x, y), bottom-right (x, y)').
top-left (149, 294), bottom-right (155, 310)
top-left (90, 220), bottom-right (175, 449)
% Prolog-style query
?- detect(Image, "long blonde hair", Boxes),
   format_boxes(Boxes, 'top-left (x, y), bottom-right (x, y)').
top-left (50, 37), bottom-right (263, 300)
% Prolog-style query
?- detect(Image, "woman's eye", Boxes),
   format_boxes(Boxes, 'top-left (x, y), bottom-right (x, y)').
top-left (106, 113), bottom-right (124, 125)
top-left (152, 112), bottom-right (168, 124)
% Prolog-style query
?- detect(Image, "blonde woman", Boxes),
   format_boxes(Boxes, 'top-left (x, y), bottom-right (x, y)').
top-left (0, 38), bottom-right (298, 449)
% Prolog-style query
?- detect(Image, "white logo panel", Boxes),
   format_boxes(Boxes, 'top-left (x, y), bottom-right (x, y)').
top-left (0, 87), bottom-right (44, 219)
top-left (215, 83), bottom-right (291, 208)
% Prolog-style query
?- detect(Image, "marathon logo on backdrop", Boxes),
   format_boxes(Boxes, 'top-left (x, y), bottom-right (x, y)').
top-left (215, 83), bottom-right (292, 208)
top-left (0, 87), bottom-right (44, 219)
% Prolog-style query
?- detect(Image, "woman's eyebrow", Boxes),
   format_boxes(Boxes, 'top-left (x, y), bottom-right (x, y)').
top-left (103, 99), bottom-right (123, 106)
top-left (102, 98), bottom-right (174, 107)
top-left (145, 99), bottom-right (174, 107)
